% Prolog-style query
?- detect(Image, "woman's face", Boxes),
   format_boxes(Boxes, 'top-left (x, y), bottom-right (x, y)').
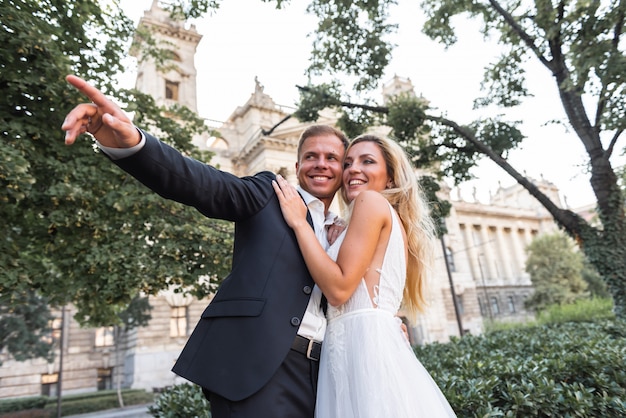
top-left (342, 141), bottom-right (391, 202)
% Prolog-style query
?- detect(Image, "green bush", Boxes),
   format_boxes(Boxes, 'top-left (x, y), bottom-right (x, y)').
top-left (0, 397), bottom-right (47, 414)
top-left (0, 410), bottom-right (50, 418)
top-left (148, 318), bottom-right (625, 417)
top-left (148, 383), bottom-right (210, 418)
top-left (536, 297), bottom-right (615, 325)
top-left (43, 389), bottom-right (153, 417)
top-left (483, 298), bottom-right (615, 334)
top-left (416, 318), bottom-right (626, 417)
top-left (483, 318), bottom-right (533, 334)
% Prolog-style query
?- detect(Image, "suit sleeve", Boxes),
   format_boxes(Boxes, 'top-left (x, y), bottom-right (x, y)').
top-left (111, 131), bottom-right (275, 221)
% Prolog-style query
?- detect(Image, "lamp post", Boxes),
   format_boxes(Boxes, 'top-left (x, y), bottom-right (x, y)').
top-left (477, 254), bottom-right (493, 320)
top-left (439, 218), bottom-right (464, 337)
top-left (56, 305), bottom-right (66, 418)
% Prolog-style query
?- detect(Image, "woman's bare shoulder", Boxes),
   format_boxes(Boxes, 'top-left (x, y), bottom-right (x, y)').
top-left (352, 190), bottom-right (390, 218)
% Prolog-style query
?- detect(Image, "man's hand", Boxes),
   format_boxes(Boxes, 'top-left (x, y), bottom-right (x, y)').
top-left (61, 75), bottom-right (140, 148)
top-left (327, 217), bottom-right (346, 246)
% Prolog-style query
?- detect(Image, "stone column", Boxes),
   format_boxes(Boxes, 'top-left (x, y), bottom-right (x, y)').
top-left (462, 225), bottom-right (480, 280)
top-left (495, 226), bottom-right (513, 281)
top-left (510, 227), bottom-right (526, 282)
top-left (479, 225), bottom-right (497, 280)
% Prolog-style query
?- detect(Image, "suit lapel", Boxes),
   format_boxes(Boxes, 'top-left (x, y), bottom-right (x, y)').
top-left (299, 192), bottom-right (327, 314)
top-left (300, 192), bottom-right (315, 231)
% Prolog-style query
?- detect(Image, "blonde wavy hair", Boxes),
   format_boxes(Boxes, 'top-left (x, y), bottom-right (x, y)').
top-left (341, 134), bottom-right (437, 322)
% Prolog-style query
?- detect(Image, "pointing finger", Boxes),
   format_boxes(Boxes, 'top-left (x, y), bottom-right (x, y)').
top-left (66, 75), bottom-right (111, 109)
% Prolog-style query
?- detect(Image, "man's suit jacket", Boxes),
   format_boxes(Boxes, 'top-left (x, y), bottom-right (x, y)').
top-left (113, 132), bottom-right (316, 401)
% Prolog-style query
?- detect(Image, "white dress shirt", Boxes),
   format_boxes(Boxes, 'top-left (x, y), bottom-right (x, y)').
top-left (96, 133), bottom-right (146, 160)
top-left (295, 187), bottom-right (338, 343)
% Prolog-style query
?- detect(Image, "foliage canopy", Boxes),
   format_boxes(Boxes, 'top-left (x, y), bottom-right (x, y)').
top-left (524, 232), bottom-right (589, 311)
top-left (1, 0), bottom-right (233, 361)
top-left (289, 0), bottom-right (626, 317)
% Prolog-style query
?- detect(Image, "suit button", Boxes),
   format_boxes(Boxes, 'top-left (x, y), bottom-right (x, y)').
top-left (303, 285), bottom-right (312, 295)
top-left (290, 317), bottom-right (301, 326)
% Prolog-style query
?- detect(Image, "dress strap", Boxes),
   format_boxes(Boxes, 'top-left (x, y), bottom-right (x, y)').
top-left (372, 282), bottom-right (380, 307)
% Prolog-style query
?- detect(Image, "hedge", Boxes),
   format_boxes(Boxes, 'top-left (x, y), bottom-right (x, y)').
top-left (0, 389), bottom-right (153, 417)
top-left (148, 318), bottom-right (625, 417)
top-left (416, 319), bottom-right (626, 417)
top-left (44, 389), bottom-right (154, 416)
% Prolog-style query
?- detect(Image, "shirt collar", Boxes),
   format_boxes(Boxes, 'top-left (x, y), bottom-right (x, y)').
top-left (296, 186), bottom-right (320, 207)
top-left (297, 186), bottom-right (337, 225)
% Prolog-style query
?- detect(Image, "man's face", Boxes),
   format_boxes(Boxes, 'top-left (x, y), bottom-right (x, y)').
top-left (296, 134), bottom-right (345, 209)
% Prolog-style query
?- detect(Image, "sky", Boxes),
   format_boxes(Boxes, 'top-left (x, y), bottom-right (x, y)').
top-left (115, 0), bottom-right (622, 208)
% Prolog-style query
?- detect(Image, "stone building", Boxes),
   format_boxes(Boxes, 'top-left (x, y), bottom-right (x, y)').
top-left (1, 0), bottom-right (565, 399)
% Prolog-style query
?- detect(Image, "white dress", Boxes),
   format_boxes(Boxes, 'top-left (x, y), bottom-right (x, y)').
top-left (316, 203), bottom-right (456, 418)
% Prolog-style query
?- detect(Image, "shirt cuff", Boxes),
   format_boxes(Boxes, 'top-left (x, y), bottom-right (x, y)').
top-left (96, 129), bottom-right (146, 160)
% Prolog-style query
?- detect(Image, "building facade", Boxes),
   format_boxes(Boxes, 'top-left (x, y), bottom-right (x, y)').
top-left (1, 1), bottom-right (565, 399)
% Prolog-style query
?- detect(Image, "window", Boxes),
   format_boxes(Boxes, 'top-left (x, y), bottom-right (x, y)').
top-left (165, 80), bottom-right (179, 101)
top-left (507, 296), bottom-right (516, 313)
top-left (97, 368), bottom-right (113, 391)
top-left (50, 317), bottom-right (62, 342)
top-left (42, 317), bottom-right (63, 345)
top-left (95, 327), bottom-right (114, 347)
top-left (454, 295), bottom-right (464, 315)
top-left (478, 297), bottom-right (486, 316)
top-left (490, 297), bottom-right (500, 315)
top-left (41, 373), bottom-right (58, 397)
top-left (167, 51), bottom-right (182, 62)
top-left (445, 247), bottom-right (456, 272)
top-left (170, 306), bottom-right (188, 338)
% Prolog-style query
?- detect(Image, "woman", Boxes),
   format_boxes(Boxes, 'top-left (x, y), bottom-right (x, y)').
top-left (272, 134), bottom-right (456, 417)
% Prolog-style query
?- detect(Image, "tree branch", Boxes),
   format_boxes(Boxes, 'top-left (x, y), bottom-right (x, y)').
top-left (292, 86), bottom-right (593, 239)
top-left (605, 129), bottom-right (624, 159)
top-left (487, 0), bottom-right (552, 68)
top-left (261, 114), bottom-right (292, 136)
top-left (595, 84), bottom-right (607, 135)
top-left (296, 85), bottom-right (390, 113)
top-left (613, 1), bottom-right (624, 49)
top-left (424, 113), bottom-right (588, 236)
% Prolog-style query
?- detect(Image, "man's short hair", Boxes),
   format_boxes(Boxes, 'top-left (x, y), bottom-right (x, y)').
top-left (296, 125), bottom-right (349, 160)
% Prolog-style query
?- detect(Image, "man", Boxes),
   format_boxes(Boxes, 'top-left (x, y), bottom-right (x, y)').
top-left (62, 75), bottom-right (348, 417)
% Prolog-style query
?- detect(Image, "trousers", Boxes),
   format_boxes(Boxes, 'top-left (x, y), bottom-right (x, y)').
top-left (204, 348), bottom-right (320, 418)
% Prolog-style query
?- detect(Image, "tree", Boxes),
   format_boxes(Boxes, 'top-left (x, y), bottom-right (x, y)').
top-left (284, 0), bottom-right (626, 317)
top-left (113, 296), bottom-right (153, 407)
top-left (1, 0), bottom-right (233, 361)
top-left (524, 232), bottom-right (589, 312)
top-left (0, 291), bottom-right (54, 364)
top-left (581, 259), bottom-right (611, 299)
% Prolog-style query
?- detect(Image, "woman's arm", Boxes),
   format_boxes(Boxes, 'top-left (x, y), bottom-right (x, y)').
top-left (272, 175), bottom-right (390, 306)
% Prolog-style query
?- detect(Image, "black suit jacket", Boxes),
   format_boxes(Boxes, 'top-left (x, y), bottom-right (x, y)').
top-left (113, 132), bottom-right (316, 401)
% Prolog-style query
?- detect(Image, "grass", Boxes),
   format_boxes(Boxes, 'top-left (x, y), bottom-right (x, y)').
top-left (483, 297), bottom-right (614, 333)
